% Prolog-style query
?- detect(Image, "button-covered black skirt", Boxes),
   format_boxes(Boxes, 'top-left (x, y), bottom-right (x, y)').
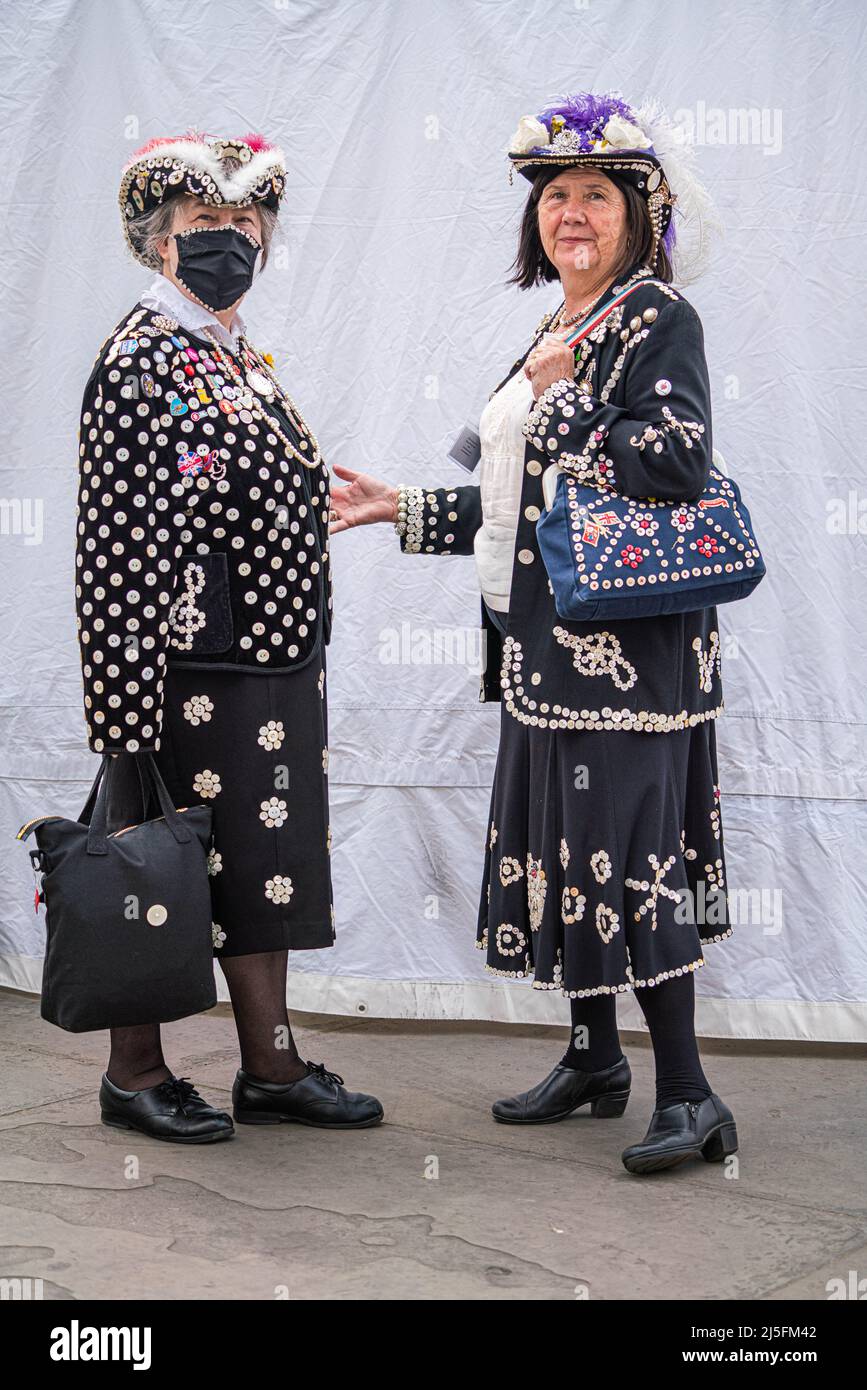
top-left (152, 652), bottom-right (334, 957)
top-left (476, 705), bottom-right (732, 997)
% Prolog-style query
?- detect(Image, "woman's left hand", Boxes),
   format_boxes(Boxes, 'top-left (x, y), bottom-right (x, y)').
top-left (524, 331), bottom-right (576, 399)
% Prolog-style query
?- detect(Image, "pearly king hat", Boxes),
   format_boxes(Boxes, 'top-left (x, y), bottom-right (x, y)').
top-left (507, 92), bottom-right (717, 280)
top-left (119, 130), bottom-right (287, 268)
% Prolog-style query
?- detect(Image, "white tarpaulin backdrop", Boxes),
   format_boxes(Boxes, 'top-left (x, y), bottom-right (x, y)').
top-left (1, 0), bottom-right (865, 1041)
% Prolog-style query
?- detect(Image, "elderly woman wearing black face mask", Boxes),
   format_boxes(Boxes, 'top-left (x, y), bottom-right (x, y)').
top-left (73, 131), bottom-right (382, 1142)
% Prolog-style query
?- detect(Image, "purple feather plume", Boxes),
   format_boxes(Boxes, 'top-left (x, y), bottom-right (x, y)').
top-left (536, 92), bottom-right (639, 152)
top-left (534, 90), bottom-right (677, 256)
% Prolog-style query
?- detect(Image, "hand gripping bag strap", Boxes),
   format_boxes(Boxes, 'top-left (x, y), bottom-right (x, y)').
top-left (86, 753), bottom-right (191, 855)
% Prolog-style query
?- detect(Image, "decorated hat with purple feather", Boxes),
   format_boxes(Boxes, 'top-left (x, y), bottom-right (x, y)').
top-left (508, 92), bottom-right (684, 265)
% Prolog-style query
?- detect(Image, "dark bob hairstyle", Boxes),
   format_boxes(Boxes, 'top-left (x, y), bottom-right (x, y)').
top-left (508, 166), bottom-right (673, 289)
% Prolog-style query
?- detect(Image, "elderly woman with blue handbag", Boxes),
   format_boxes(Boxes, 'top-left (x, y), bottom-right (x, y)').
top-left (330, 93), bottom-right (764, 1174)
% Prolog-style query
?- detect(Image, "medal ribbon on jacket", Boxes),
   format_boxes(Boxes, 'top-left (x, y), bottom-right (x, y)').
top-left (560, 280), bottom-right (652, 351)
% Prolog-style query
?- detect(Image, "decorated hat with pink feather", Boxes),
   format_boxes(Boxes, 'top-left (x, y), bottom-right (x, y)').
top-left (508, 92), bottom-right (718, 281)
top-left (119, 130), bottom-right (286, 266)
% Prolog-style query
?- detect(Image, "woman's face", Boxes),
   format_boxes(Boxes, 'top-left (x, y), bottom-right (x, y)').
top-left (159, 196), bottom-right (263, 275)
top-left (537, 169), bottom-right (628, 281)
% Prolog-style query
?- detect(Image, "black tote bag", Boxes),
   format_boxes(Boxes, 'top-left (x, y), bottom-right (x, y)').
top-left (16, 753), bottom-right (217, 1032)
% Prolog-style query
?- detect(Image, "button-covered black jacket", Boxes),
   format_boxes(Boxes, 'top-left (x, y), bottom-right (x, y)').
top-left (75, 303), bottom-right (332, 753)
top-left (399, 263), bottom-right (725, 733)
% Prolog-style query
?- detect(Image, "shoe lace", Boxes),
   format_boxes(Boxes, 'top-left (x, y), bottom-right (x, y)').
top-left (162, 1075), bottom-right (198, 1112)
top-left (306, 1060), bottom-right (344, 1087)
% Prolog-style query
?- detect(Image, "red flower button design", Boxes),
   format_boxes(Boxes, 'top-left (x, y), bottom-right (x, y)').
top-left (693, 533), bottom-right (721, 558)
top-left (620, 544), bottom-right (645, 569)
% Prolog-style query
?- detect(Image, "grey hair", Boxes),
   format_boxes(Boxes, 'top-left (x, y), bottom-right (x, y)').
top-left (127, 155), bottom-right (279, 272)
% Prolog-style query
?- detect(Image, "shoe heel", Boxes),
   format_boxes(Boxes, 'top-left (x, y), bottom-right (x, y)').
top-left (232, 1108), bottom-right (283, 1125)
top-left (702, 1121), bottom-right (738, 1161)
top-left (100, 1112), bottom-right (132, 1131)
top-left (590, 1089), bottom-right (630, 1118)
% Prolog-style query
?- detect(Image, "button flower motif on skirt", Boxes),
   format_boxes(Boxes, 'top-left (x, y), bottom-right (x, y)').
top-left (260, 797), bottom-right (288, 828)
top-left (559, 837), bottom-right (570, 870)
top-left (183, 694), bottom-right (215, 725)
top-left (561, 887), bottom-right (586, 925)
top-left (496, 923), bottom-right (527, 958)
top-left (257, 720), bottom-right (285, 750)
top-left (265, 874), bottom-right (294, 905)
top-left (206, 848), bottom-right (223, 875)
top-left (591, 849), bottom-right (613, 884)
top-left (211, 922), bottom-right (227, 949)
top-left (595, 904), bottom-right (620, 943)
top-left (499, 855), bottom-right (524, 887)
top-left (193, 769), bottom-right (222, 798)
top-left (489, 822), bottom-right (498, 850)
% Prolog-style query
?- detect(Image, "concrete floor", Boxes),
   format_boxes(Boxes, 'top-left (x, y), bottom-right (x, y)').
top-left (0, 987), bottom-right (864, 1301)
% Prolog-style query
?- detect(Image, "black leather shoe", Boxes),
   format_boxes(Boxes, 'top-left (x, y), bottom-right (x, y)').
top-left (100, 1073), bottom-right (234, 1144)
top-left (232, 1062), bottom-right (384, 1129)
top-left (622, 1093), bottom-right (738, 1174)
top-left (491, 1055), bottom-right (632, 1124)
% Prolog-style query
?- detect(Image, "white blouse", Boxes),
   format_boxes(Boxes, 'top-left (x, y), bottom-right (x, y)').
top-left (473, 364), bottom-right (535, 613)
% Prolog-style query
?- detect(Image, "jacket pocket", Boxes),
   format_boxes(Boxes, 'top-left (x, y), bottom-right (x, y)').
top-left (168, 552), bottom-right (233, 656)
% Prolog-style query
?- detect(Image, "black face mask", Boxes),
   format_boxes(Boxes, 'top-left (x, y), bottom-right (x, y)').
top-left (173, 225), bottom-right (261, 311)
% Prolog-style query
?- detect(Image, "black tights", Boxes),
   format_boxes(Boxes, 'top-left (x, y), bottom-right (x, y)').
top-left (107, 948), bottom-right (308, 1090)
top-left (561, 971), bottom-right (712, 1108)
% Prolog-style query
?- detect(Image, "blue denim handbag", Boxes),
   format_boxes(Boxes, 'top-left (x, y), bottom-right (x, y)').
top-left (536, 452), bottom-right (765, 622)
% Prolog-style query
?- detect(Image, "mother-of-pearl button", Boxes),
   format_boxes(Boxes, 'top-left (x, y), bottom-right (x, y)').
top-left (147, 903), bottom-right (168, 926)
top-left (518, 548), bottom-right (534, 564)
top-left (524, 505), bottom-right (541, 521)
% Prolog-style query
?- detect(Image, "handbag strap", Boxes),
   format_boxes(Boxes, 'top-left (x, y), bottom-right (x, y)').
top-left (560, 278), bottom-right (655, 350)
top-left (79, 753), bottom-right (150, 828)
top-left (86, 753), bottom-right (192, 856)
top-left (78, 755), bottom-right (109, 827)
top-left (137, 754), bottom-right (192, 845)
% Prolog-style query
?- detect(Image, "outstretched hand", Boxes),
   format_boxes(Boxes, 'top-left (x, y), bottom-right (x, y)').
top-left (329, 464), bottom-right (399, 534)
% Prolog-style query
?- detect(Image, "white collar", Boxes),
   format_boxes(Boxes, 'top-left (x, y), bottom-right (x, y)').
top-left (139, 273), bottom-right (247, 351)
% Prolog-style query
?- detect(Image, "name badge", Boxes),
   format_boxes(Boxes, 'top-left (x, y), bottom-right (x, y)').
top-left (448, 425), bottom-right (482, 473)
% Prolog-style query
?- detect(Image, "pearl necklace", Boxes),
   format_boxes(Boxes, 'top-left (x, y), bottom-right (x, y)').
top-left (547, 267), bottom-right (654, 336)
top-left (549, 289), bottom-right (605, 333)
top-left (200, 327), bottom-right (322, 469)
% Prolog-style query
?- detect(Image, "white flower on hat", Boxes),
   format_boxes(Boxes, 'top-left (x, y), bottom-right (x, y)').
top-left (599, 114), bottom-right (653, 150)
top-left (508, 115), bottom-right (550, 154)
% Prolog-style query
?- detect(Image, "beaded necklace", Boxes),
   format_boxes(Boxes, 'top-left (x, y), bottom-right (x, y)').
top-left (199, 327), bottom-right (322, 469)
top-left (547, 266), bottom-right (653, 337)
top-left (549, 289), bottom-right (605, 333)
